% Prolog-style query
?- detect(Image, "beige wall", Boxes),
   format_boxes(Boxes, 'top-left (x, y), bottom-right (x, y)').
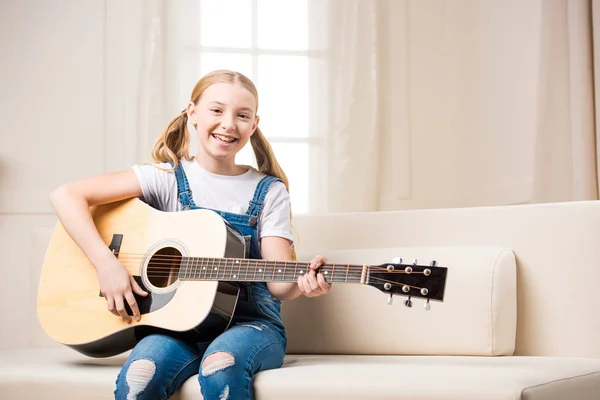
top-left (0, 0), bottom-right (105, 349)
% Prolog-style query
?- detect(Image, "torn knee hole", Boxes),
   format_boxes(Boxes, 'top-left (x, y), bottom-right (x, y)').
top-left (202, 352), bottom-right (235, 377)
top-left (126, 359), bottom-right (156, 395)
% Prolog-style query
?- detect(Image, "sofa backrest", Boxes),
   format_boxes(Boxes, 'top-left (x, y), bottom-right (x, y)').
top-left (285, 200), bottom-right (600, 358)
top-left (282, 246), bottom-right (516, 356)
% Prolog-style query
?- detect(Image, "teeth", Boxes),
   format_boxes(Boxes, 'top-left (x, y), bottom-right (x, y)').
top-left (213, 134), bottom-right (235, 143)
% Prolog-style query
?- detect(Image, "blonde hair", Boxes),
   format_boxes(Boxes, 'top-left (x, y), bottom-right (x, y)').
top-left (151, 70), bottom-right (296, 259)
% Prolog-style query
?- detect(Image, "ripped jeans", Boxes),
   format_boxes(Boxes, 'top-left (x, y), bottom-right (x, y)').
top-left (114, 285), bottom-right (287, 400)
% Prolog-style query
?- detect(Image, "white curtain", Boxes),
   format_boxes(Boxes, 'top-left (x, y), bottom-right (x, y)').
top-left (531, 0), bottom-right (597, 203)
top-left (104, 0), bottom-right (191, 171)
top-left (320, 0), bottom-right (599, 213)
top-left (322, 0), bottom-right (381, 213)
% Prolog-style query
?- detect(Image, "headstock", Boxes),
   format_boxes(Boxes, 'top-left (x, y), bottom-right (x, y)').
top-left (367, 257), bottom-right (447, 310)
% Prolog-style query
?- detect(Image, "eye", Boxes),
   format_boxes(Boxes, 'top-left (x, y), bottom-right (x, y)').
top-left (239, 113), bottom-right (250, 119)
top-left (210, 108), bottom-right (222, 114)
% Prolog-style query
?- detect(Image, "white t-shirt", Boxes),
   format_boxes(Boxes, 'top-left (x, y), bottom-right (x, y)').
top-left (132, 159), bottom-right (294, 244)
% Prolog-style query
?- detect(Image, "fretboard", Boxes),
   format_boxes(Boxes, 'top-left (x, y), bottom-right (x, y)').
top-left (178, 257), bottom-right (367, 284)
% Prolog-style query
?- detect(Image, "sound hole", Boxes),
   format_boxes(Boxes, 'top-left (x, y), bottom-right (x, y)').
top-left (147, 247), bottom-right (182, 288)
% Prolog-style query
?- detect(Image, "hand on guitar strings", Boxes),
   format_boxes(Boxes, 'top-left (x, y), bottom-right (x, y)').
top-left (297, 255), bottom-right (333, 298)
top-left (97, 256), bottom-right (148, 323)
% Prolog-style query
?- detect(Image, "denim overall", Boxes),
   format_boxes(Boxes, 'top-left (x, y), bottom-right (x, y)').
top-left (114, 163), bottom-right (288, 400)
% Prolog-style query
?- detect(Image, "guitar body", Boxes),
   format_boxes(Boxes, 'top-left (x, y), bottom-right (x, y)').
top-left (37, 198), bottom-right (246, 358)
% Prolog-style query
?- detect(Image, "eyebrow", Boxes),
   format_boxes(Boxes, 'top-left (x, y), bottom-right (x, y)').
top-left (209, 101), bottom-right (254, 113)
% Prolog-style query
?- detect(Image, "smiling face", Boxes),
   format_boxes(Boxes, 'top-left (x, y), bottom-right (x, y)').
top-left (188, 81), bottom-right (260, 171)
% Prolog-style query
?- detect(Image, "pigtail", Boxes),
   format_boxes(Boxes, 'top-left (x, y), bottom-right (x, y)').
top-left (250, 128), bottom-right (297, 260)
top-left (151, 109), bottom-right (193, 168)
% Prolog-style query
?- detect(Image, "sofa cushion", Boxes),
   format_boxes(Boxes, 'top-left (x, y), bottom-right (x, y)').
top-left (283, 246), bottom-right (516, 356)
top-left (2, 349), bottom-right (600, 400)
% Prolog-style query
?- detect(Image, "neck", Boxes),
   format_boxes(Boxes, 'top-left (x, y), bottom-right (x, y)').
top-left (194, 152), bottom-right (245, 176)
top-left (177, 257), bottom-right (368, 284)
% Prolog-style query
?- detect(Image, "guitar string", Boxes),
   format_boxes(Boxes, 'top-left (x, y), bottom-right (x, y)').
top-left (115, 254), bottom-right (429, 274)
top-left (115, 263), bottom-right (425, 275)
top-left (110, 263), bottom-right (427, 290)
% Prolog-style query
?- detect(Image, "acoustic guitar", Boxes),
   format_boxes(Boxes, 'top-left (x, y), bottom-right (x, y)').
top-left (37, 198), bottom-right (448, 358)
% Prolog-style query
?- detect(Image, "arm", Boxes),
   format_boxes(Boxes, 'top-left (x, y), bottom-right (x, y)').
top-left (262, 237), bottom-right (331, 301)
top-left (49, 169), bottom-right (148, 322)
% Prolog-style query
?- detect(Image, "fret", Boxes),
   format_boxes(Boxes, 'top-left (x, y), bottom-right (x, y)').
top-left (271, 262), bottom-right (277, 281)
top-left (254, 259), bottom-right (259, 281)
top-left (222, 258), bottom-right (229, 280)
top-left (225, 258), bottom-right (231, 280)
top-left (210, 258), bottom-right (215, 281)
top-left (244, 258), bottom-right (250, 281)
top-left (276, 262), bottom-right (285, 281)
top-left (270, 261), bottom-right (277, 281)
top-left (180, 257), bottom-right (187, 279)
top-left (263, 260), bottom-right (271, 281)
top-left (296, 263), bottom-right (308, 282)
top-left (214, 258), bottom-right (221, 280)
top-left (222, 258), bottom-right (228, 280)
top-left (202, 258), bottom-right (209, 280)
top-left (188, 257), bottom-right (194, 280)
top-left (195, 257), bottom-right (202, 280)
top-left (187, 258), bottom-right (193, 280)
top-left (293, 262), bottom-right (299, 282)
top-left (193, 257), bottom-right (199, 280)
top-left (218, 258), bottom-right (224, 280)
top-left (231, 259), bottom-right (241, 280)
top-left (180, 257), bottom-right (186, 280)
top-left (267, 262), bottom-right (279, 282)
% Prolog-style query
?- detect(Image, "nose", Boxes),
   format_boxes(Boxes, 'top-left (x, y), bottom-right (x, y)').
top-left (220, 113), bottom-right (236, 132)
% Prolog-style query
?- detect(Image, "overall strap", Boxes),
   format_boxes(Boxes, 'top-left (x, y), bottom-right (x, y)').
top-left (172, 162), bottom-right (196, 210)
top-left (246, 176), bottom-right (282, 218)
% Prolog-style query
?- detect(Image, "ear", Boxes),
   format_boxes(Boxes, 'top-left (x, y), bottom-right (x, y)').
top-left (251, 115), bottom-right (260, 135)
top-left (186, 101), bottom-right (197, 125)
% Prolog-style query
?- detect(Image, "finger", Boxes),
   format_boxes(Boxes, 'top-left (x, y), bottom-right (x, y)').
top-left (300, 272), bottom-right (312, 297)
top-left (124, 290), bottom-right (141, 322)
top-left (130, 276), bottom-right (148, 296)
top-left (106, 296), bottom-right (120, 317)
top-left (317, 273), bottom-right (331, 293)
top-left (310, 255), bottom-right (327, 270)
top-left (307, 270), bottom-right (320, 292)
top-left (297, 276), bottom-right (309, 295)
top-left (114, 296), bottom-right (131, 323)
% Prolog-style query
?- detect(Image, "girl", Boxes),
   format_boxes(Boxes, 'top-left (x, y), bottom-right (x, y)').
top-left (49, 70), bottom-right (332, 399)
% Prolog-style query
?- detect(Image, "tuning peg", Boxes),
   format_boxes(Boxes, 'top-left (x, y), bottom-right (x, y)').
top-left (424, 299), bottom-right (431, 311)
top-left (388, 293), bottom-right (393, 305)
top-left (404, 296), bottom-right (413, 308)
top-left (412, 258), bottom-right (418, 265)
top-left (430, 260), bottom-right (437, 266)
top-left (392, 257), bottom-right (402, 264)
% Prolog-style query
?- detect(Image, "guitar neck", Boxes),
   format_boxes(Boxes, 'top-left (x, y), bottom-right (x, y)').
top-left (178, 257), bottom-right (368, 284)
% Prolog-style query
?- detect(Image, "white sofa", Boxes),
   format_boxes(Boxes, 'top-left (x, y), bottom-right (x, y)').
top-left (2, 200), bottom-right (600, 399)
